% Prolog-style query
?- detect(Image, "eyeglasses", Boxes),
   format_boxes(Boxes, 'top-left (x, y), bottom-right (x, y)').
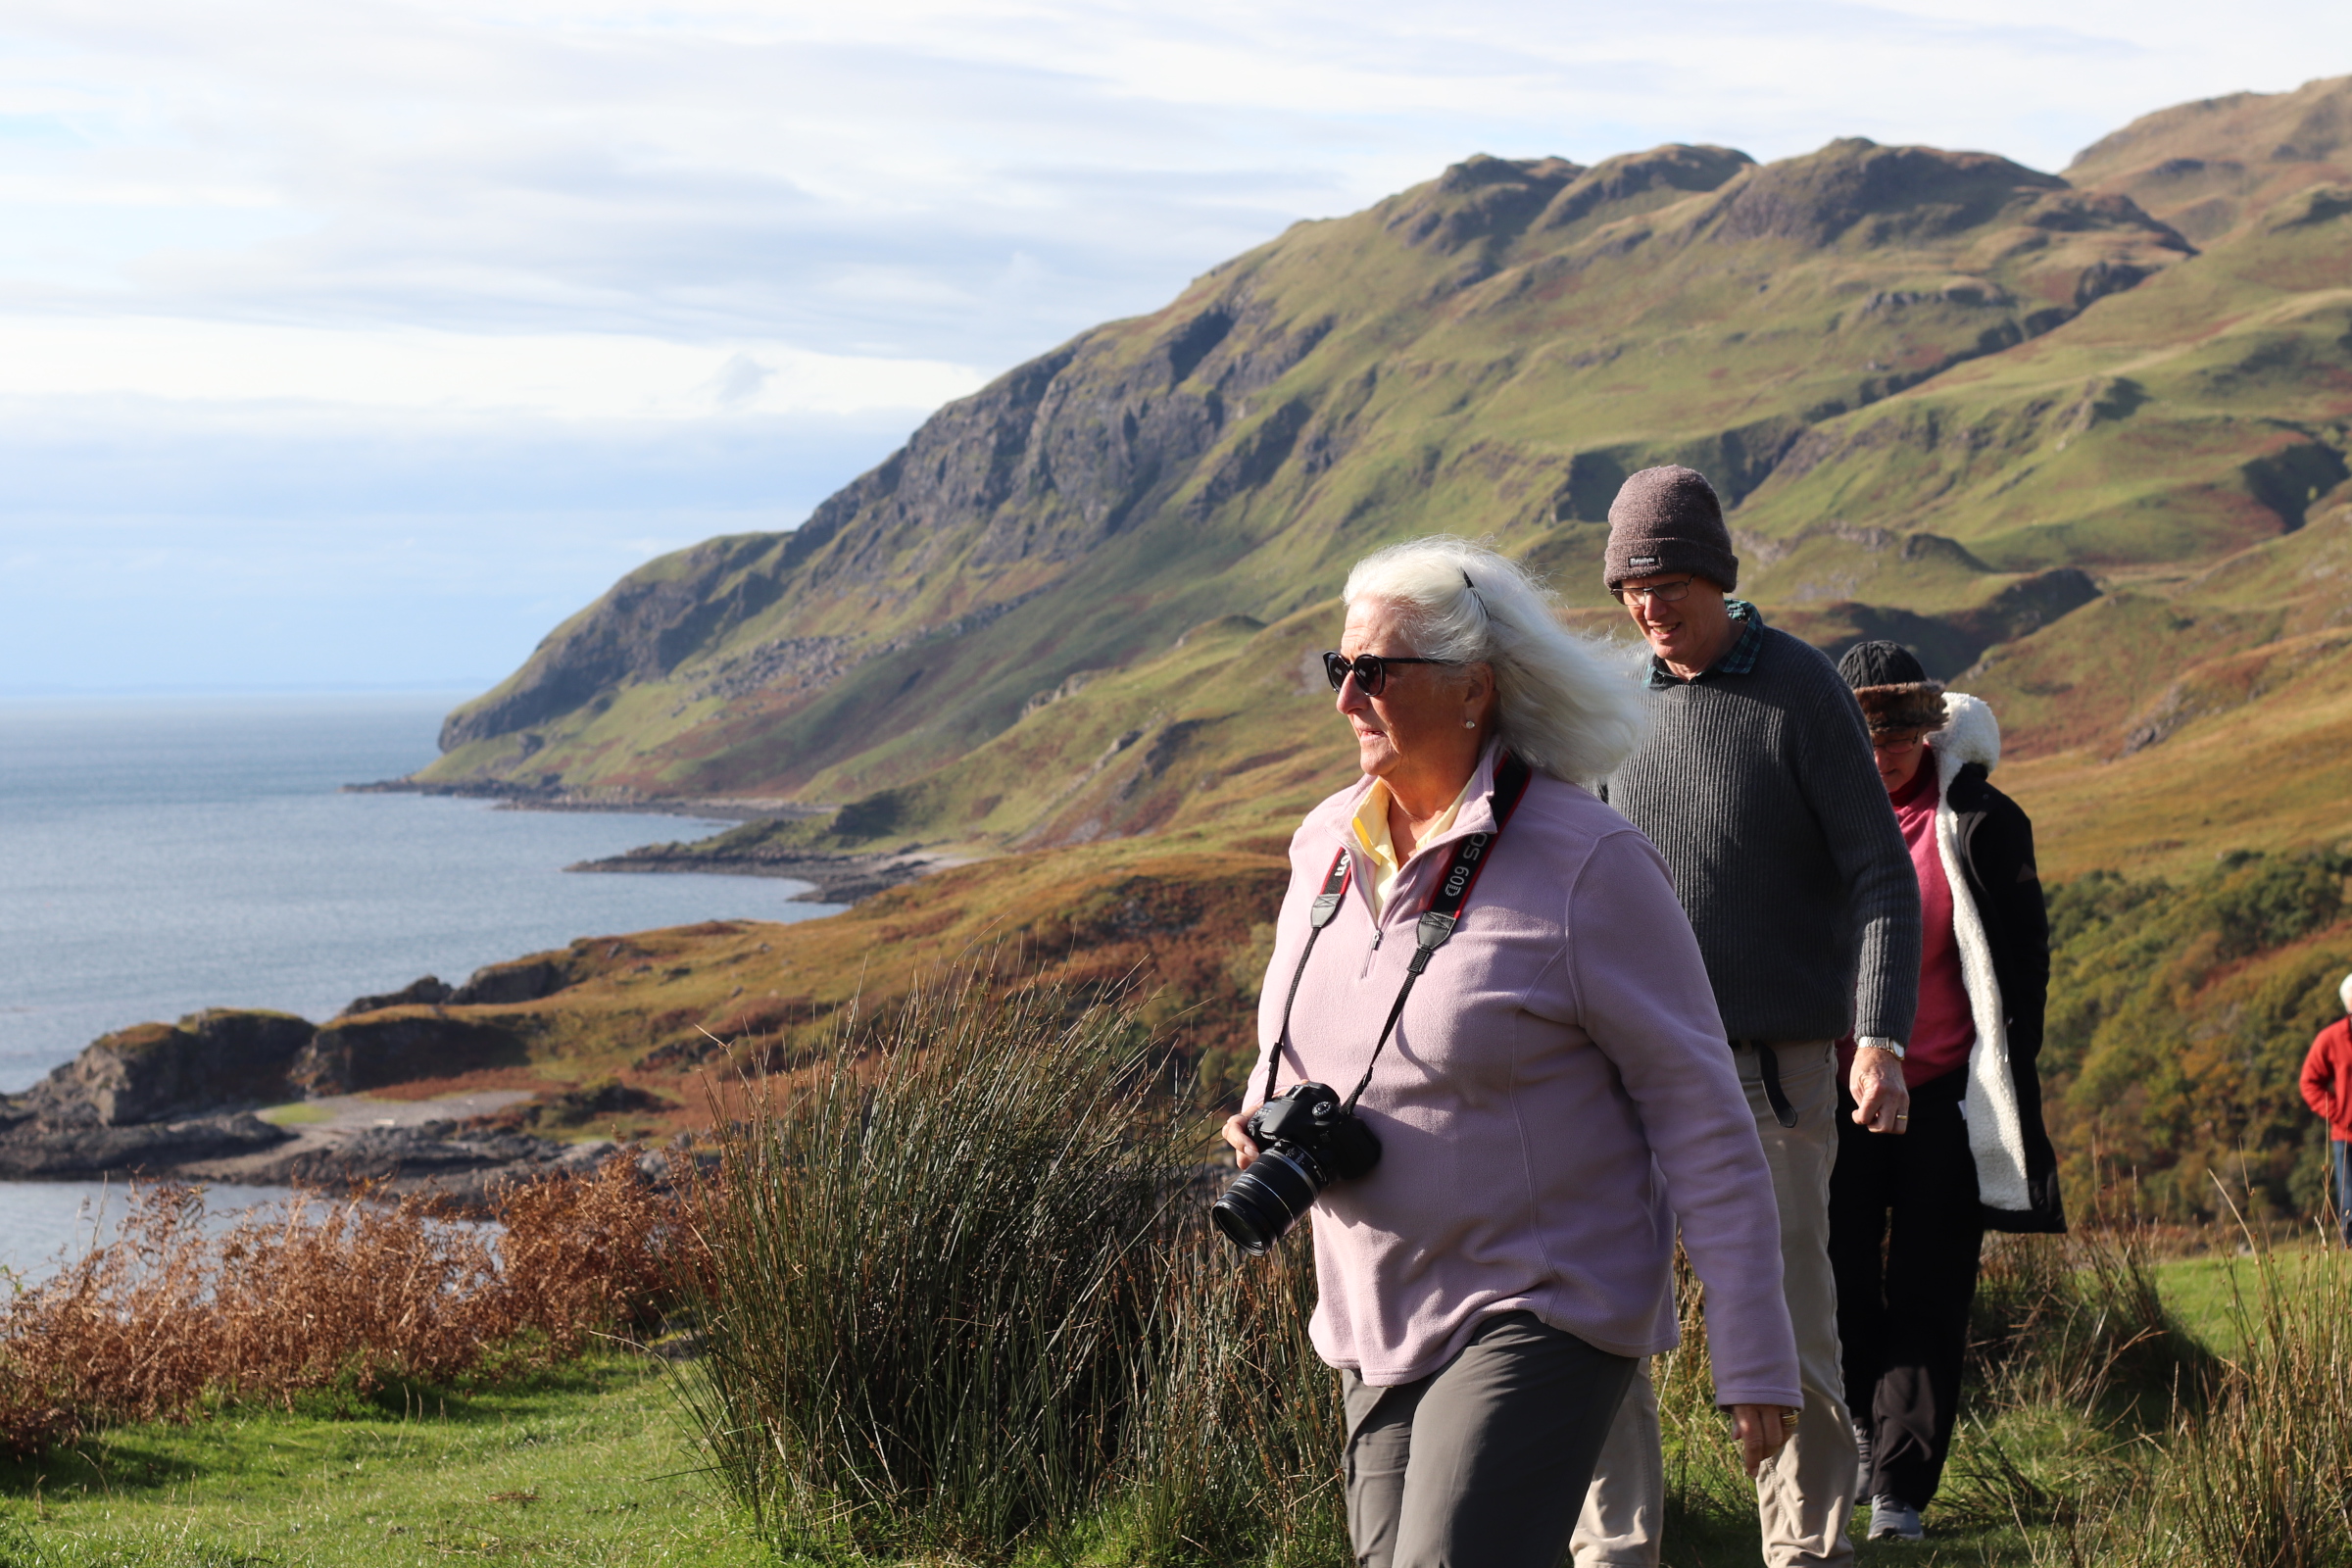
top-left (1871, 733), bottom-right (1926, 754)
top-left (1611, 577), bottom-right (1696, 606)
top-left (1323, 651), bottom-right (1451, 696)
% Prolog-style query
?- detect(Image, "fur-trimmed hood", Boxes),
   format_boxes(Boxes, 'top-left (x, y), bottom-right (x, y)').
top-left (1931, 691), bottom-right (2000, 779)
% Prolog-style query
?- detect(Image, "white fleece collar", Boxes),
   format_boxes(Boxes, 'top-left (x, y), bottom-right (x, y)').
top-left (1932, 691), bottom-right (1999, 787)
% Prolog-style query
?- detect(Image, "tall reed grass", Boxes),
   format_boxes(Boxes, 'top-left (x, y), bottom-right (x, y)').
top-left (0, 1156), bottom-right (683, 1457)
top-left (1114, 1227), bottom-right (1347, 1568)
top-left (1969, 1226), bottom-right (2212, 1421)
top-left (681, 967), bottom-right (1197, 1559)
top-left (2038, 1229), bottom-right (2352, 1568)
top-left (2155, 1242), bottom-right (2352, 1567)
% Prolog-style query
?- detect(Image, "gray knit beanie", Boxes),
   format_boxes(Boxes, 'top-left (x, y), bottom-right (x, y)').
top-left (1602, 466), bottom-right (1739, 592)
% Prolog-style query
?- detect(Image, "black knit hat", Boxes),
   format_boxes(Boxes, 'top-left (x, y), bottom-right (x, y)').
top-left (1603, 466), bottom-right (1740, 592)
top-left (1836, 640), bottom-right (1946, 734)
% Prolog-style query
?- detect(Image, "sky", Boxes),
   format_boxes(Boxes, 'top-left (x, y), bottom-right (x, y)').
top-left (0, 1), bottom-right (2344, 698)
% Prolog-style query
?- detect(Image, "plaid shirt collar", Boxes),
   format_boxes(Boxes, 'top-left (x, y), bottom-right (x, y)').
top-left (1645, 598), bottom-right (1764, 690)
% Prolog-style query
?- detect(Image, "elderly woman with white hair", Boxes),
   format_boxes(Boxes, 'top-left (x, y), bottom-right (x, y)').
top-left (1220, 537), bottom-right (1802, 1568)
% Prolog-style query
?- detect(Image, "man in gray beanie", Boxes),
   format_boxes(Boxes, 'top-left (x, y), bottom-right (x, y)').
top-left (1575, 466), bottom-right (1921, 1568)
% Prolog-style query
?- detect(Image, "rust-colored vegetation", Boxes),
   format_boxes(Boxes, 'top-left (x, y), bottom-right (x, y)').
top-left (0, 1155), bottom-right (695, 1457)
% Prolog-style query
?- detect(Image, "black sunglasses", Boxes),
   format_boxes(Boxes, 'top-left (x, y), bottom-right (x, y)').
top-left (1322, 651), bottom-right (1452, 696)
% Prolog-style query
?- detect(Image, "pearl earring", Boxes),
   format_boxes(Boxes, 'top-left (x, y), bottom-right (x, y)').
top-left (1462, 718), bottom-right (1477, 729)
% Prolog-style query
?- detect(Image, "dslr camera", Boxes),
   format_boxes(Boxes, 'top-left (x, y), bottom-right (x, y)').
top-left (1210, 1082), bottom-right (1382, 1253)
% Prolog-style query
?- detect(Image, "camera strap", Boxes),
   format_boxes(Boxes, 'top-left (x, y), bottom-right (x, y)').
top-left (1259, 754), bottom-right (1535, 1114)
top-left (1258, 850), bottom-right (1353, 1109)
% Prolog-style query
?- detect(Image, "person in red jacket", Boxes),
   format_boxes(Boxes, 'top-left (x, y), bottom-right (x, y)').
top-left (2298, 973), bottom-right (2352, 1248)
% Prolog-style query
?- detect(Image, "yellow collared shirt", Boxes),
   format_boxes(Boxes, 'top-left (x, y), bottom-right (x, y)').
top-left (1351, 774), bottom-right (1475, 919)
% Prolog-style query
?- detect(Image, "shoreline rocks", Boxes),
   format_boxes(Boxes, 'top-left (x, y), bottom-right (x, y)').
top-left (0, 1108), bottom-right (293, 1180)
top-left (0, 974), bottom-right (646, 1190)
top-left (565, 845), bottom-right (942, 904)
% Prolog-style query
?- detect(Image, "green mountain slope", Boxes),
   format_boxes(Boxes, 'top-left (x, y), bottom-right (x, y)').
top-left (419, 133), bottom-right (2190, 811)
top-left (416, 76), bottom-right (2350, 883)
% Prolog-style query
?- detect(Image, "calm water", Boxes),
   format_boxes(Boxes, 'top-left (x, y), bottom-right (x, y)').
top-left (0, 693), bottom-right (839, 1261)
top-left (0, 1180), bottom-right (304, 1282)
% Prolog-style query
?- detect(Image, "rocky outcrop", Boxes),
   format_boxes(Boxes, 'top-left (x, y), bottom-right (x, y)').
top-left (19, 1009), bottom-right (314, 1126)
top-left (180, 1128), bottom-right (708, 1207)
top-left (292, 1014), bottom-right (530, 1096)
top-left (449, 956), bottom-right (575, 1006)
top-left (0, 1007), bottom-right (308, 1177)
top-left (226, 1121), bottom-right (566, 1186)
top-left (340, 976), bottom-right (453, 1015)
top-left (0, 990), bottom-right (652, 1187)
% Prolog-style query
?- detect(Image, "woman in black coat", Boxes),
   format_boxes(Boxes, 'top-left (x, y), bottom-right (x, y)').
top-left (1829, 642), bottom-right (2062, 1544)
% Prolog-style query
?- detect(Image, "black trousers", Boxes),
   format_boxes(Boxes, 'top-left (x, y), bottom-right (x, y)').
top-left (1827, 1071), bottom-right (1984, 1511)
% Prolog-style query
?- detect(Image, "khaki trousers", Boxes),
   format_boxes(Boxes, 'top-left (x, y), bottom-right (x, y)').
top-left (1573, 1040), bottom-right (1857, 1567)
top-left (1345, 1312), bottom-right (1636, 1568)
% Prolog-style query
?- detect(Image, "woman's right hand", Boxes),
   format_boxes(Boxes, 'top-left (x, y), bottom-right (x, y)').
top-left (1222, 1111), bottom-right (1260, 1170)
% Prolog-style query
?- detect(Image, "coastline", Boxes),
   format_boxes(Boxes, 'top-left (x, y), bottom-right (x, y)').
top-left (352, 776), bottom-right (957, 905)
top-left (566, 844), bottom-right (956, 904)
top-left (344, 775), bottom-right (835, 823)
top-left (5, 759), bottom-right (956, 1191)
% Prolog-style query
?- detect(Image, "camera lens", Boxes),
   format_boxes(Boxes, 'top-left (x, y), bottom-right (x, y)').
top-left (1211, 1147), bottom-right (1322, 1253)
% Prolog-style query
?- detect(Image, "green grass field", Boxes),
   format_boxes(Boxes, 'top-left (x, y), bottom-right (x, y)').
top-left (0, 1355), bottom-right (763, 1568)
top-left (2, 1246), bottom-right (2322, 1568)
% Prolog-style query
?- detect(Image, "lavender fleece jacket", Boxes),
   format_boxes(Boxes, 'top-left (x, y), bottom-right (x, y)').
top-left (1247, 747), bottom-right (1802, 1408)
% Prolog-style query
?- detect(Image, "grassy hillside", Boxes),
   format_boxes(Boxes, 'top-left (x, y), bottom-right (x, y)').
top-left (406, 77), bottom-right (2351, 901)
top-left (416, 124), bottom-right (2208, 813)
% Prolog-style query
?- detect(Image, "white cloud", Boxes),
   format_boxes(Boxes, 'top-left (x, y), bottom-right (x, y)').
top-left (0, 314), bottom-right (980, 416)
top-left (0, 0), bottom-right (2344, 689)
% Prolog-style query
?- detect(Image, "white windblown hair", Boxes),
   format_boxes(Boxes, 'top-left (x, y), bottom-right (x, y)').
top-left (1344, 536), bottom-right (1646, 785)
top-left (2340, 971), bottom-right (2352, 1014)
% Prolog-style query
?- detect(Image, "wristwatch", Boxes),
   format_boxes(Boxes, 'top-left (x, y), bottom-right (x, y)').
top-left (1857, 1036), bottom-right (1906, 1059)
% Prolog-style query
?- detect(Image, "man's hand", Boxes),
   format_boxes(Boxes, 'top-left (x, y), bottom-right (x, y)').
top-left (1221, 1111), bottom-right (1260, 1169)
top-left (1850, 1045), bottom-right (1910, 1135)
top-left (1733, 1404), bottom-right (1798, 1478)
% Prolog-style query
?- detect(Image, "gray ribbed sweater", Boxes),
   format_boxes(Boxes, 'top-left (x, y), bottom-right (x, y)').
top-left (1604, 624), bottom-right (1922, 1044)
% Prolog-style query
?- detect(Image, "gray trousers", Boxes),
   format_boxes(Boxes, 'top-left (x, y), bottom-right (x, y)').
top-left (1344, 1311), bottom-right (1636, 1568)
top-left (1574, 1041), bottom-right (1858, 1568)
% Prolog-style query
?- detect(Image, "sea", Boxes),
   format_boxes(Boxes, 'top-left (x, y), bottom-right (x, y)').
top-left (0, 691), bottom-right (840, 1278)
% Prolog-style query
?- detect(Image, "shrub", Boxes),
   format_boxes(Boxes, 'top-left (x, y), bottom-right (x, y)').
top-left (0, 1155), bottom-right (685, 1457)
top-left (2040, 849), bottom-right (2352, 1221)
